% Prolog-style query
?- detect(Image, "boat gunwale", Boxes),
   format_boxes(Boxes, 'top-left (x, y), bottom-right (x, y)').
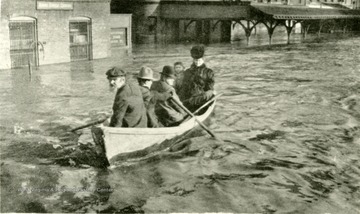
top-left (100, 101), bottom-right (216, 135)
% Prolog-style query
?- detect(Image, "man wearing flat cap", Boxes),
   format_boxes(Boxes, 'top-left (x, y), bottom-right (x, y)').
top-left (179, 45), bottom-right (215, 112)
top-left (137, 66), bottom-right (172, 127)
top-left (151, 65), bottom-right (186, 127)
top-left (106, 67), bottom-right (147, 128)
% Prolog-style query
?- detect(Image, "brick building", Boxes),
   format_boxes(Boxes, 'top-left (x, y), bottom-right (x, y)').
top-left (0, 0), bottom-right (111, 69)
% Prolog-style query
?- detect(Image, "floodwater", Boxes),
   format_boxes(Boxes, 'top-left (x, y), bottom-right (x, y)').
top-left (1, 34), bottom-right (360, 213)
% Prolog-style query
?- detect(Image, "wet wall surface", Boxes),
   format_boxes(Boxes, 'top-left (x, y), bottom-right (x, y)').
top-left (1, 35), bottom-right (360, 213)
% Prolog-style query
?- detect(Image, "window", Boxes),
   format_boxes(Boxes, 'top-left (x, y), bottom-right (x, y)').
top-left (69, 18), bottom-right (92, 61)
top-left (111, 28), bottom-right (128, 47)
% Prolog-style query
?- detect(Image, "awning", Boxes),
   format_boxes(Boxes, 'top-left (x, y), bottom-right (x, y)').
top-left (155, 4), bottom-right (251, 19)
top-left (252, 5), bottom-right (360, 20)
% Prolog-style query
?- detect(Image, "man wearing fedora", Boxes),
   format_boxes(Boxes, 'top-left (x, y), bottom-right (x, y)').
top-left (137, 66), bottom-right (172, 127)
top-left (151, 65), bottom-right (186, 127)
top-left (179, 45), bottom-right (215, 112)
top-left (106, 67), bottom-right (147, 128)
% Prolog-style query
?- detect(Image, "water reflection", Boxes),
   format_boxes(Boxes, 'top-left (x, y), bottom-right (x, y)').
top-left (9, 68), bottom-right (44, 122)
top-left (70, 61), bottom-right (95, 82)
top-left (10, 68), bottom-right (42, 103)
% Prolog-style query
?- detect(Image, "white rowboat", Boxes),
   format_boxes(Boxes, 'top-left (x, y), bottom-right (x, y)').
top-left (92, 101), bottom-right (216, 163)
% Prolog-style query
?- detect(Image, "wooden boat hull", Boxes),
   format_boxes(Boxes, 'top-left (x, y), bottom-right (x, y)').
top-left (92, 101), bottom-right (216, 162)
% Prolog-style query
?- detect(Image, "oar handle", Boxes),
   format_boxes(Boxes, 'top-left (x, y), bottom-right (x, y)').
top-left (182, 92), bottom-right (223, 122)
top-left (192, 93), bottom-right (223, 115)
top-left (170, 97), bottom-right (217, 138)
top-left (71, 117), bottom-right (108, 132)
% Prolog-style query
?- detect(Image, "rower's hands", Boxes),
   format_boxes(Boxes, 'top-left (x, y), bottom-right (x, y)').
top-left (167, 90), bottom-right (175, 100)
top-left (103, 118), bottom-right (111, 126)
top-left (204, 90), bottom-right (215, 99)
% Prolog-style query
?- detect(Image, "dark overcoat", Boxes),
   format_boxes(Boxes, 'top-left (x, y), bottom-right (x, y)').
top-left (179, 63), bottom-right (215, 111)
top-left (140, 86), bottom-right (172, 128)
top-left (109, 82), bottom-right (147, 128)
top-left (151, 81), bottom-right (186, 127)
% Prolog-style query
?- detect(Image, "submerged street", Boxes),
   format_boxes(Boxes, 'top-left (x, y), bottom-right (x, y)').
top-left (1, 35), bottom-right (360, 213)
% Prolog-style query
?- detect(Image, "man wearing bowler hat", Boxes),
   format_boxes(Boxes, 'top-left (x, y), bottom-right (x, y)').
top-left (106, 67), bottom-right (147, 128)
top-left (137, 66), bottom-right (172, 127)
top-left (179, 45), bottom-right (215, 112)
top-left (151, 65), bottom-right (186, 127)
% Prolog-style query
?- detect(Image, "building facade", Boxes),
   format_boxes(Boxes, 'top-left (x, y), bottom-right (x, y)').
top-left (111, 0), bottom-right (249, 44)
top-left (354, 0), bottom-right (360, 9)
top-left (0, 0), bottom-right (111, 70)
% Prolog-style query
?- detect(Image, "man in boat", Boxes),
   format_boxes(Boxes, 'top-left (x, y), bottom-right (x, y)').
top-left (137, 66), bottom-right (172, 128)
top-left (179, 45), bottom-right (215, 112)
top-left (151, 65), bottom-right (186, 127)
top-left (173, 61), bottom-right (185, 94)
top-left (106, 67), bottom-right (147, 128)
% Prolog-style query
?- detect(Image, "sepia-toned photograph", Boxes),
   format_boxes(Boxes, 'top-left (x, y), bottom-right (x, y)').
top-left (0, 0), bottom-right (359, 213)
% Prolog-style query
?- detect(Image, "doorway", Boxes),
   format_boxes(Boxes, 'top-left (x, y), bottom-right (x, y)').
top-left (9, 17), bottom-right (38, 68)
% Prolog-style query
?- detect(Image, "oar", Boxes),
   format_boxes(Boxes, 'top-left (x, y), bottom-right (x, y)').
top-left (70, 117), bottom-right (108, 132)
top-left (170, 97), bottom-right (218, 138)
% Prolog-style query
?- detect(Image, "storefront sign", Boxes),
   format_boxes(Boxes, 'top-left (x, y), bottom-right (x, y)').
top-left (37, 1), bottom-right (74, 10)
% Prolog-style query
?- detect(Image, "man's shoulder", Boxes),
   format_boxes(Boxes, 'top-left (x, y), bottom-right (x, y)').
top-left (185, 67), bottom-right (194, 73)
top-left (140, 85), bottom-right (149, 92)
top-left (150, 81), bottom-right (161, 91)
top-left (201, 64), bottom-right (213, 71)
top-left (201, 65), bottom-right (214, 77)
top-left (117, 82), bottom-right (142, 97)
top-left (151, 81), bottom-right (173, 92)
top-left (140, 86), bottom-right (151, 97)
top-left (186, 66), bottom-right (214, 78)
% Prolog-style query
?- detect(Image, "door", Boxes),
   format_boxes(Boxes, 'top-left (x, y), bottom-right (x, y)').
top-left (69, 19), bottom-right (92, 61)
top-left (9, 19), bottom-right (38, 68)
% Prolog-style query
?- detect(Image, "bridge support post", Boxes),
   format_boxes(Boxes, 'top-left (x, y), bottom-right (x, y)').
top-left (342, 19), bottom-right (348, 34)
top-left (301, 21), bottom-right (311, 40)
top-left (220, 20), bottom-right (231, 43)
top-left (235, 20), bottom-right (259, 46)
top-left (262, 19), bottom-right (280, 45)
top-left (328, 19), bottom-right (336, 34)
top-left (190, 20), bottom-right (213, 44)
top-left (171, 20), bottom-right (180, 42)
top-left (204, 20), bottom-right (211, 44)
top-left (155, 17), bottom-right (166, 43)
top-left (284, 20), bottom-right (298, 44)
top-left (317, 19), bottom-right (324, 37)
top-left (195, 20), bottom-right (203, 43)
top-left (252, 21), bottom-right (257, 35)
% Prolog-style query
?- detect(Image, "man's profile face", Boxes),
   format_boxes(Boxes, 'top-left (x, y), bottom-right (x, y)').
top-left (174, 65), bottom-right (184, 73)
top-left (108, 76), bottom-right (125, 91)
top-left (193, 58), bottom-right (204, 67)
top-left (164, 77), bottom-right (175, 86)
top-left (144, 79), bottom-right (153, 89)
